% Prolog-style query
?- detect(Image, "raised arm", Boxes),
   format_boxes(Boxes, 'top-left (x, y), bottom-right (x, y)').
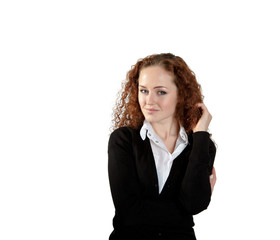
top-left (179, 131), bottom-right (216, 215)
top-left (179, 102), bottom-right (216, 214)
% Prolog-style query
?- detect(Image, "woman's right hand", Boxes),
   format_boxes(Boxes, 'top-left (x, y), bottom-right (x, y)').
top-left (192, 102), bottom-right (212, 132)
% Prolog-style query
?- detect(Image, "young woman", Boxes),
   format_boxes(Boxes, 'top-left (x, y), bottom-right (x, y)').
top-left (108, 53), bottom-right (217, 240)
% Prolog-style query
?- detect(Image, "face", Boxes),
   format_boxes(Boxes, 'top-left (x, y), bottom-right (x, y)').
top-left (138, 66), bottom-right (178, 125)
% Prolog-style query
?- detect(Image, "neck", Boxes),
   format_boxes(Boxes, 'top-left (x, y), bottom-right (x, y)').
top-left (150, 118), bottom-right (179, 141)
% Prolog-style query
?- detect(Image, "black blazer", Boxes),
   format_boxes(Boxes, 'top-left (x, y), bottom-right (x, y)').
top-left (108, 127), bottom-right (216, 240)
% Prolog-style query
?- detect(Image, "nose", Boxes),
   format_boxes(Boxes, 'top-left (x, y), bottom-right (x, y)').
top-left (146, 92), bottom-right (156, 105)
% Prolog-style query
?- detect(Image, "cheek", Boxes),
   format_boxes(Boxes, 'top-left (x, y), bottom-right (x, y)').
top-left (138, 94), bottom-right (144, 107)
top-left (164, 96), bottom-right (177, 111)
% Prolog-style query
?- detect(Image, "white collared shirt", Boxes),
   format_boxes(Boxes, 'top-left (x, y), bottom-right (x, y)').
top-left (140, 120), bottom-right (189, 193)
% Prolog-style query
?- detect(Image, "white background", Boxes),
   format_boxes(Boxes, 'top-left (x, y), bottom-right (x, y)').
top-left (1, 0), bottom-right (280, 239)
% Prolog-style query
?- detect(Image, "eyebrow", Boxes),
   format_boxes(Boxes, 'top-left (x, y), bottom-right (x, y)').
top-left (139, 85), bottom-right (168, 89)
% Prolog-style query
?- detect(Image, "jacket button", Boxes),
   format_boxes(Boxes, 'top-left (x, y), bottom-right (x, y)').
top-left (154, 184), bottom-right (158, 188)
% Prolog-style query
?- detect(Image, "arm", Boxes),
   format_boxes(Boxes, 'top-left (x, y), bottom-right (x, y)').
top-left (179, 102), bottom-right (216, 215)
top-left (179, 131), bottom-right (216, 215)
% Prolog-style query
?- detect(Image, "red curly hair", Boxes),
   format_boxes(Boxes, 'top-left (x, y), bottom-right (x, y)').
top-left (112, 53), bottom-right (204, 134)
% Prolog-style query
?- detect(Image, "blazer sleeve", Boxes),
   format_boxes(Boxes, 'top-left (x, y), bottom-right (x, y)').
top-left (108, 127), bottom-right (188, 226)
top-left (179, 131), bottom-right (216, 215)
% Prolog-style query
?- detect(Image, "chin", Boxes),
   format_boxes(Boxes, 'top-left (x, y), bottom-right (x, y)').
top-left (144, 116), bottom-right (163, 124)
top-left (144, 115), bottom-right (157, 123)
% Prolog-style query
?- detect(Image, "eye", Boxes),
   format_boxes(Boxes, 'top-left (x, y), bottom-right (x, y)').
top-left (140, 89), bottom-right (148, 94)
top-left (158, 91), bottom-right (167, 95)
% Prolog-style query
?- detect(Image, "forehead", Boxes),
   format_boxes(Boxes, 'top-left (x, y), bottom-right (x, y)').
top-left (138, 66), bottom-right (175, 86)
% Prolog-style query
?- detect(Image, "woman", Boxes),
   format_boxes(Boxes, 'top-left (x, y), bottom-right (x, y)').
top-left (108, 53), bottom-right (217, 240)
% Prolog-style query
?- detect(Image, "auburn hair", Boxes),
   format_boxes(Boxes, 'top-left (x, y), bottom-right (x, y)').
top-left (111, 53), bottom-right (204, 135)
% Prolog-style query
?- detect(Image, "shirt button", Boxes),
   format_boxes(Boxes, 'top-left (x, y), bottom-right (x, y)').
top-left (155, 140), bottom-right (159, 144)
top-left (148, 133), bottom-right (152, 137)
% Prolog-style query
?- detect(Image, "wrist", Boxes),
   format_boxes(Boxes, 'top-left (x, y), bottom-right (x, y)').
top-left (193, 127), bottom-right (208, 133)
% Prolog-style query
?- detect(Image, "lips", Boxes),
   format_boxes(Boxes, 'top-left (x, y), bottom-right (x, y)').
top-left (145, 108), bottom-right (159, 113)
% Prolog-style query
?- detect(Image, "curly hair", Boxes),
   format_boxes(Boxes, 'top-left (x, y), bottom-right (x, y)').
top-left (111, 53), bottom-right (204, 134)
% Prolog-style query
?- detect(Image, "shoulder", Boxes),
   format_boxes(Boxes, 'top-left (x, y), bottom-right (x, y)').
top-left (109, 127), bottom-right (140, 148)
top-left (109, 126), bottom-right (138, 139)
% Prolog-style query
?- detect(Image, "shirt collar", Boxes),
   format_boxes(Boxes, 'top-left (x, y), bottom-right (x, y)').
top-left (140, 120), bottom-right (153, 140)
top-left (140, 120), bottom-right (188, 144)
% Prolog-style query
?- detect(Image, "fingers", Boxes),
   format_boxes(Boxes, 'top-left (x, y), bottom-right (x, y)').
top-left (195, 102), bottom-right (210, 115)
top-left (210, 167), bottom-right (217, 194)
top-left (195, 102), bottom-right (206, 109)
top-left (211, 166), bottom-right (216, 176)
top-left (193, 102), bottom-right (212, 132)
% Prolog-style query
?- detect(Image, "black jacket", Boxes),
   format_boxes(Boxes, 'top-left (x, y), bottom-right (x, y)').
top-left (108, 127), bottom-right (216, 240)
